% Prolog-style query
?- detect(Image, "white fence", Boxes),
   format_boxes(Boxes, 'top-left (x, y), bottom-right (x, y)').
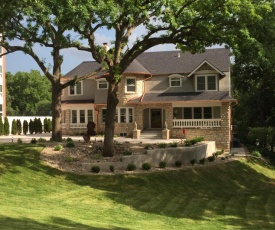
top-left (173, 119), bottom-right (221, 128)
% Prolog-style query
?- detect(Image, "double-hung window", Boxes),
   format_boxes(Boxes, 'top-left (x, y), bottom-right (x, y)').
top-left (196, 75), bottom-right (217, 91)
top-left (126, 78), bottom-right (136, 93)
top-left (69, 82), bottom-right (82, 95)
top-left (71, 109), bottom-right (93, 124)
top-left (104, 107), bottom-right (133, 123)
top-left (173, 107), bottom-right (221, 119)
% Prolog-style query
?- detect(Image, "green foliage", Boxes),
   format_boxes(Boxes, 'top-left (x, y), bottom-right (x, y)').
top-left (190, 159), bottom-right (196, 165)
top-left (30, 138), bottom-right (37, 144)
top-left (127, 164), bottom-right (136, 171)
top-left (142, 163), bottom-right (151, 171)
top-left (29, 119), bottom-right (34, 134)
top-left (144, 144), bottom-right (153, 150)
top-left (4, 117), bottom-right (10, 136)
top-left (123, 150), bottom-right (132, 156)
top-left (23, 120), bottom-right (28, 135)
top-left (17, 119), bottom-right (22, 135)
top-left (185, 137), bottom-right (205, 146)
top-left (109, 165), bottom-right (115, 172)
top-left (91, 166), bottom-right (100, 173)
top-left (157, 143), bottom-right (167, 148)
top-left (37, 138), bottom-right (47, 143)
top-left (214, 150), bottom-right (224, 157)
top-left (5, 71), bottom-right (51, 116)
top-left (159, 161), bottom-right (166, 168)
top-left (66, 138), bottom-right (73, 143)
top-left (17, 138), bottom-right (23, 144)
top-left (54, 144), bottom-right (63, 151)
top-left (0, 116), bottom-right (4, 136)
top-left (169, 141), bottom-right (178, 148)
top-left (95, 153), bottom-right (102, 159)
top-left (175, 161), bottom-right (182, 167)
top-left (251, 150), bottom-right (262, 158)
top-left (11, 119), bottom-right (17, 135)
top-left (208, 155), bottom-right (215, 162)
top-left (66, 142), bottom-right (75, 148)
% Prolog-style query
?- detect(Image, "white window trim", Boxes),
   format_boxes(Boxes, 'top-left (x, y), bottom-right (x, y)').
top-left (195, 74), bottom-right (218, 92)
top-left (70, 109), bottom-right (94, 124)
top-left (68, 81), bottom-right (83, 96)
top-left (125, 77), bottom-right (136, 93)
top-left (173, 106), bottom-right (221, 119)
top-left (169, 74), bottom-right (182, 87)
top-left (97, 79), bottom-right (109, 90)
top-left (116, 107), bottom-right (134, 123)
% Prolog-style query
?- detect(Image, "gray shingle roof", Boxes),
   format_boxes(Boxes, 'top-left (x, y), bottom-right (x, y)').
top-left (63, 48), bottom-right (230, 77)
top-left (128, 91), bottom-right (235, 103)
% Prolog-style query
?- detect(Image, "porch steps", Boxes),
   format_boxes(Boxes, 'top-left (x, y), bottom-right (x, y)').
top-left (140, 129), bottom-right (162, 139)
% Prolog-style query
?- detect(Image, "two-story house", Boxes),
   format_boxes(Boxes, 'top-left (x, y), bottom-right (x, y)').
top-left (61, 48), bottom-right (235, 151)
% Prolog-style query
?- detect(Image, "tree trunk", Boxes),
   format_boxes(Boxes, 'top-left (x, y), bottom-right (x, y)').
top-left (103, 80), bottom-right (119, 157)
top-left (51, 82), bottom-right (62, 141)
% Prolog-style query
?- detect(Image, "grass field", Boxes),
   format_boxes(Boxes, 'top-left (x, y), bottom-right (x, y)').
top-left (1, 143), bottom-right (275, 229)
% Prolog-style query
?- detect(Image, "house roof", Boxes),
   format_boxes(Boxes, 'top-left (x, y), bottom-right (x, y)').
top-left (128, 91), bottom-right (235, 104)
top-left (63, 48), bottom-right (230, 77)
top-left (61, 99), bottom-right (95, 104)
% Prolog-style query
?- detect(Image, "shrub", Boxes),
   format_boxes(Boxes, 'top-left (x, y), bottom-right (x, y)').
top-left (0, 116), bottom-right (4, 136)
top-left (142, 163), bottom-right (151, 171)
top-left (127, 164), bottom-right (136, 171)
top-left (38, 138), bottom-right (47, 143)
top-left (64, 156), bottom-right (75, 162)
top-left (11, 119), bottom-right (17, 135)
top-left (91, 166), bottom-right (100, 173)
top-left (251, 150), bottom-right (262, 157)
top-left (185, 137), bottom-right (205, 146)
top-left (169, 141), bottom-right (178, 147)
top-left (23, 120), bottom-right (28, 135)
top-left (214, 149), bottom-right (224, 157)
top-left (190, 159), bottom-right (196, 165)
top-left (157, 143), bottom-right (167, 148)
top-left (4, 117), bottom-right (10, 136)
top-left (95, 153), bottom-right (102, 159)
top-left (159, 161), bottom-right (166, 168)
top-left (175, 160), bottom-right (182, 167)
top-left (123, 150), bottom-right (132, 156)
top-left (184, 140), bottom-right (192, 146)
top-left (66, 137), bottom-right (73, 143)
top-left (208, 155), bottom-right (215, 162)
top-left (29, 119), bottom-right (34, 134)
top-left (221, 157), bottom-right (226, 160)
top-left (17, 138), bottom-right (23, 144)
top-left (17, 119), bottom-right (22, 135)
top-left (109, 165), bottom-right (114, 172)
top-left (144, 144), bottom-right (153, 150)
top-left (54, 144), bottom-right (63, 151)
top-left (30, 138), bottom-right (37, 144)
top-left (66, 142), bottom-right (75, 148)
top-left (199, 158), bottom-right (206, 164)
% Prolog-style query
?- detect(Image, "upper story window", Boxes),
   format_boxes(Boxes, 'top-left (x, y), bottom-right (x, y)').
top-left (69, 82), bottom-right (82, 95)
top-left (126, 77), bottom-right (136, 93)
top-left (195, 75), bottom-right (218, 91)
top-left (97, 79), bottom-right (109, 90)
top-left (169, 74), bottom-right (182, 87)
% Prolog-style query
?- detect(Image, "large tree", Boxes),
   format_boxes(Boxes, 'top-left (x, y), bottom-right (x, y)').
top-left (0, 0), bottom-right (271, 154)
top-left (0, 0), bottom-right (102, 140)
top-left (6, 70), bottom-right (52, 115)
top-left (71, 0), bottom-right (271, 156)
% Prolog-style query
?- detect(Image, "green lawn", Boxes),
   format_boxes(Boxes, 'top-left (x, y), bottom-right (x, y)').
top-left (0, 143), bottom-right (275, 229)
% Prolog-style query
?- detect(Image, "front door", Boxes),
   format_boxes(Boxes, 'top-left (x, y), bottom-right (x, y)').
top-left (151, 109), bottom-right (162, 128)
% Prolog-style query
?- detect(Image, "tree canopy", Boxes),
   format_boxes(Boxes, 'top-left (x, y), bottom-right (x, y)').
top-left (6, 70), bottom-right (52, 116)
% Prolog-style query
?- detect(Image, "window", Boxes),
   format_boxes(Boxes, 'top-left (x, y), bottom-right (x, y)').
top-left (195, 75), bottom-right (217, 91)
top-left (71, 109), bottom-right (93, 124)
top-left (126, 78), bottom-right (136, 93)
top-left (173, 107), bottom-right (221, 119)
top-left (0, 85), bottom-right (2, 97)
top-left (97, 80), bottom-right (108, 89)
top-left (104, 107), bottom-right (134, 123)
top-left (170, 77), bottom-right (181, 87)
top-left (69, 82), bottom-right (82, 95)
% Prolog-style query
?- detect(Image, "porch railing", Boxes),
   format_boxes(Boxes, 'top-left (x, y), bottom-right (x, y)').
top-left (69, 123), bottom-right (87, 129)
top-left (173, 119), bottom-right (221, 128)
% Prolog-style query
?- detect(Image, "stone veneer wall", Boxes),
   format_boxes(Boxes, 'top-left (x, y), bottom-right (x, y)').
top-left (171, 102), bottom-right (231, 151)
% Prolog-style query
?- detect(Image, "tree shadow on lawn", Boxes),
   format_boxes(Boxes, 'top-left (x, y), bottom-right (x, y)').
top-left (0, 215), bottom-right (128, 230)
top-left (1, 144), bottom-right (275, 229)
top-left (65, 159), bottom-right (275, 229)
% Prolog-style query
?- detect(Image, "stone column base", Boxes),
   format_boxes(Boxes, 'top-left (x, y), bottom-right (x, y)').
top-left (133, 129), bottom-right (141, 139)
top-left (162, 129), bottom-right (170, 140)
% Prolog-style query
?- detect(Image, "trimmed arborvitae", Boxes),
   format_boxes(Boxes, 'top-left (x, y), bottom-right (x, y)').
top-left (0, 116), bottom-right (4, 136)
top-left (4, 117), bottom-right (10, 135)
top-left (11, 119), bottom-right (18, 135)
top-left (23, 120), bottom-right (28, 134)
top-left (48, 119), bottom-right (52, 133)
top-left (33, 118), bottom-right (38, 133)
top-left (17, 119), bottom-right (22, 135)
top-left (29, 119), bottom-right (34, 134)
top-left (38, 118), bottom-right (42, 133)
top-left (43, 118), bottom-right (48, 133)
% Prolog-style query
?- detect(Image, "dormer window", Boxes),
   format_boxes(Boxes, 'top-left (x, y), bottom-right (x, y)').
top-left (126, 77), bottom-right (136, 93)
top-left (169, 74), bottom-right (182, 87)
top-left (195, 74), bottom-right (218, 91)
top-left (97, 79), bottom-right (109, 90)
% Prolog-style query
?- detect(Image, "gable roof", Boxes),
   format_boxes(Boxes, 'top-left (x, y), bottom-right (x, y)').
top-left (187, 60), bottom-right (225, 77)
top-left (63, 48), bottom-right (230, 77)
